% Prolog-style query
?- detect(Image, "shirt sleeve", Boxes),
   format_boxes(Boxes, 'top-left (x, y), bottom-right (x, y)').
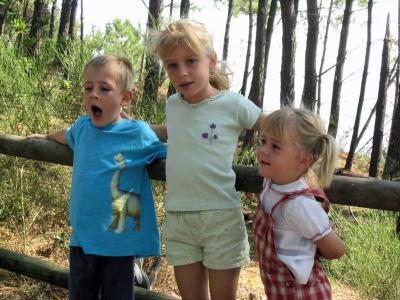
top-left (236, 93), bottom-right (262, 129)
top-left (283, 195), bottom-right (332, 242)
top-left (66, 115), bottom-right (88, 151)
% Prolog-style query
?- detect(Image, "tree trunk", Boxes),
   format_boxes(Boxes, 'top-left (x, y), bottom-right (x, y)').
top-left (242, 0), bottom-right (268, 148)
top-left (344, 0), bottom-right (373, 171)
top-left (279, 0), bottom-right (297, 107)
top-left (180, 0), bottom-right (190, 18)
top-left (80, 0), bottom-right (84, 41)
top-left (260, 0), bottom-right (277, 101)
top-left (143, 0), bottom-right (163, 103)
top-left (222, 0), bottom-right (234, 61)
top-left (0, 0), bottom-right (13, 35)
top-left (27, 0), bottom-right (47, 57)
top-left (328, 0), bottom-right (353, 137)
top-left (317, 0), bottom-right (333, 115)
top-left (383, 1), bottom-right (400, 180)
top-left (369, 16), bottom-right (391, 177)
top-left (57, 0), bottom-right (72, 47)
top-left (239, 0), bottom-right (254, 96)
top-left (68, 0), bottom-right (78, 39)
top-left (301, 0), bottom-right (319, 111)
top-left (49, 0), bottom-right (57, 38)
top-left (22, 0), bottom-right (30, 22)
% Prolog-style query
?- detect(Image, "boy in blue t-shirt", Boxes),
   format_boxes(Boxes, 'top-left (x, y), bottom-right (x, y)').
top-left (28, 54), bottom-right (166, 299)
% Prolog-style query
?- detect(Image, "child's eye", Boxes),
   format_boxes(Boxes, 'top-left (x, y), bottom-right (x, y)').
top-left (166, 63), bottom-right (177, 70)
top-left (187, 58), bottom-right (197, 65)
top-left (272, 143), bottom-right (281, 150)
top-left (84, 86), bottom-right (93, 92)
top-left (257, 138), bottom-right (266, 147)
top-left (100, 87), bottom-right (110, 92)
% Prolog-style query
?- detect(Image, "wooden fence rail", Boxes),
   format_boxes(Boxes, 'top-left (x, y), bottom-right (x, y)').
top-left (1, 132), bottom-right (400, 211)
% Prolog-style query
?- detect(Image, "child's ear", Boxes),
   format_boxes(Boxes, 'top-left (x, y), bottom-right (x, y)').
top-left (121, 90), bottom-right (133, 107)
top-left (299, 151), bottom-right (314, 169)
top-left (209, 52), bottom-right (217, 69)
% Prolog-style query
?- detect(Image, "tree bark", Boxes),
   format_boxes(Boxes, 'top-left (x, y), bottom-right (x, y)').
top-left (68, 0), bottom-right (78, 39)
top-left (57, 0), bottom-right (72, 48)
top-left (317, 0), bottom-right (333, 115)
top-left (328, 0), bottom-right (353, 137)
top-left (143, 0), bottom-right (163, 103)
top-left (260, 0), bottom-right (277, 101)
top-left (383, 1), bottom-right (400, 180)
top-left (239, 0), bottom-right (253, 96)
top-left (301, 0), bottom-right (319, 111)
top-left (0, 0), bottom-right (13, 35)
top-left (369, 16), bottom-right (391, 177)
top-left (344, 0), bottom-right (373, 171)
top-left (222, 0), bottom-right (234, 61)
top-left (243, 0), bottom-right (268, 148)
top-left (279, 0), bottom-right (297, 107)
top-left (28, 0), bottom-right (47, 57)
top-left (49, 0), bottom-right (57, 38)
top-left (180, 0), bottom-right (190, 18)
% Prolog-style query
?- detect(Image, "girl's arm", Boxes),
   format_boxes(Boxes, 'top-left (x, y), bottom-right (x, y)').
top-left (315, 231), bottom-right (345, 259)
top-left (252, 113), bottom-right (267, 131)
top-left (27, 129), bottom-right (68, 145)
top-left (150, 124), bottom-right (168, 142)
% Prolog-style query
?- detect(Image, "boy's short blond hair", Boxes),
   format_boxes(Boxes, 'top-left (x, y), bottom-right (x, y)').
top-left (84, 54), bottom-right (135, 92)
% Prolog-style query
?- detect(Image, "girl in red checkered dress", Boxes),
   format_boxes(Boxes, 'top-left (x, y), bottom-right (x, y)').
top-left (253, 107), bottom-right (345, 299)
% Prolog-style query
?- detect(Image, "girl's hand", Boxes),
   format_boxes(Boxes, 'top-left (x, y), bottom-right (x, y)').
top-left (120, 110), bottom-right (132, 120)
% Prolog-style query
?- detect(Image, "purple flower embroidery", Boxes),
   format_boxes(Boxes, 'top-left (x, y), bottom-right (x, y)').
top-left (202, 123), bottom-right (218, 142)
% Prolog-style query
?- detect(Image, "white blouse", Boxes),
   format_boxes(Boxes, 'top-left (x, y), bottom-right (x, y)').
top-left (260, 177), bottom-right (331, 284)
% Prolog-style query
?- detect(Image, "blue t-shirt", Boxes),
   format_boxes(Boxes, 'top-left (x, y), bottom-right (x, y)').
top-left (66, 115), bottom-right (166, 256)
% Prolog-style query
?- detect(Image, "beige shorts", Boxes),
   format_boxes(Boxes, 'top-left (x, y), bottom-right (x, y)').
top-left (163, 208), bottom-right (250, 270)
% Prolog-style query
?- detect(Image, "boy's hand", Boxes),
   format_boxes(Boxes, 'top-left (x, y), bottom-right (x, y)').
top-left (26, 134), bottom-right (47, 140)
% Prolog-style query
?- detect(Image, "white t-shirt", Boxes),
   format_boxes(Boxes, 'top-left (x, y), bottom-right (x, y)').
top-left (165, 91), bottom-right (261, 211)
top-left (260, 177), bottom-right (332, 284)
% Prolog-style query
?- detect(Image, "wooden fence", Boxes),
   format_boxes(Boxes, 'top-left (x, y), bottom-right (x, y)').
top-left (1, 131), bottom-right (400, 299)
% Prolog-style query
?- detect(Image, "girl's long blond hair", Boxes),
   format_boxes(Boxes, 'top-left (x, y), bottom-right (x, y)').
top-left (152, 19), bottom-right (229, 90)
top-left (261, 107), bottom-right (338, 188)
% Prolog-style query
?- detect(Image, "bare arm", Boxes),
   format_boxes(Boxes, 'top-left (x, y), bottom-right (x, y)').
top-left (27, 129), bottom-right (68, 145)
top-left (252, 113), bottom-right (267, 131)
top-left (315, 231), bottom-right (345, 259)
top-left (151, 124), bottom-right (168, 142)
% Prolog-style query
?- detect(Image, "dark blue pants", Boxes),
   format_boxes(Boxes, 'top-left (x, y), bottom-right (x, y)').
top-left (69, 247), bottom-right (135, 300)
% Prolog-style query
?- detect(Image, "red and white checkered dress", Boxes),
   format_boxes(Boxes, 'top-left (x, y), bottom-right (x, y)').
top-left (253, 187), bottom-right (332, 300)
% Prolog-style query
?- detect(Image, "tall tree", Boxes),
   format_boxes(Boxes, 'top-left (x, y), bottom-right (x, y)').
top-left (327, 0), bottom-right (353, 137)
top-left (180, 0), bottom-right (190, 18)
top-left (222, 0), bottom-right (234, 61)
top-left (143, 0), bottom-right (163, 102)
top-left (49, 0), bottom-right (57, 38)
top-left (301, 0), bottom-right (319, 111)
top-left (57, 0), bottom-right (72, 46)
top-left (243, 0), bottom-right (268, 148)
top-left (344, 0), bottom-right (373, 171)
top-left (279, 0), bottom-right (298, 107)
top-left (383, 1), bottom-right (400, 180)
top-left (0, 0), bottom-right (13, 35)
top-left (240, 0), bottom-right (254, 96)
top-left (80, 0), bottom-right (84, 41)
top-left (27, 0), bottom-right (48, 56)
top-left (68, 0), bottom-right (78, 39)
top-left (369, 16), bottom-right (391, 177)
top-left (317, 0), bottom-right (333, 115)
top-left (260, 0), bottom-right (277, 102)
top-left (22, 0), bottom-right (30, 22)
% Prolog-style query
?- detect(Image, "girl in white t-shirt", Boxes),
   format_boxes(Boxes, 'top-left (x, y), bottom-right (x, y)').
top-left (253, 107), bottom-right (345, 299)
top-left (150, 19), bottom-right (265, 299)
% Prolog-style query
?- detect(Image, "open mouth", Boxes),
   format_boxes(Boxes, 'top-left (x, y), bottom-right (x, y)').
top-left (91, 105), bottom-right (103, 117)
top-left (179, 81), bottom-right (193, 87)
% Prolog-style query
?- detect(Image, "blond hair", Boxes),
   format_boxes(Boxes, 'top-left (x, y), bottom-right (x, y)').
top-left (261, 107), bottom-right (337, 188)
top-left (84, 54), bottom-right (135, 92)
top-left (152, 19), bottom-right (229, 90)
